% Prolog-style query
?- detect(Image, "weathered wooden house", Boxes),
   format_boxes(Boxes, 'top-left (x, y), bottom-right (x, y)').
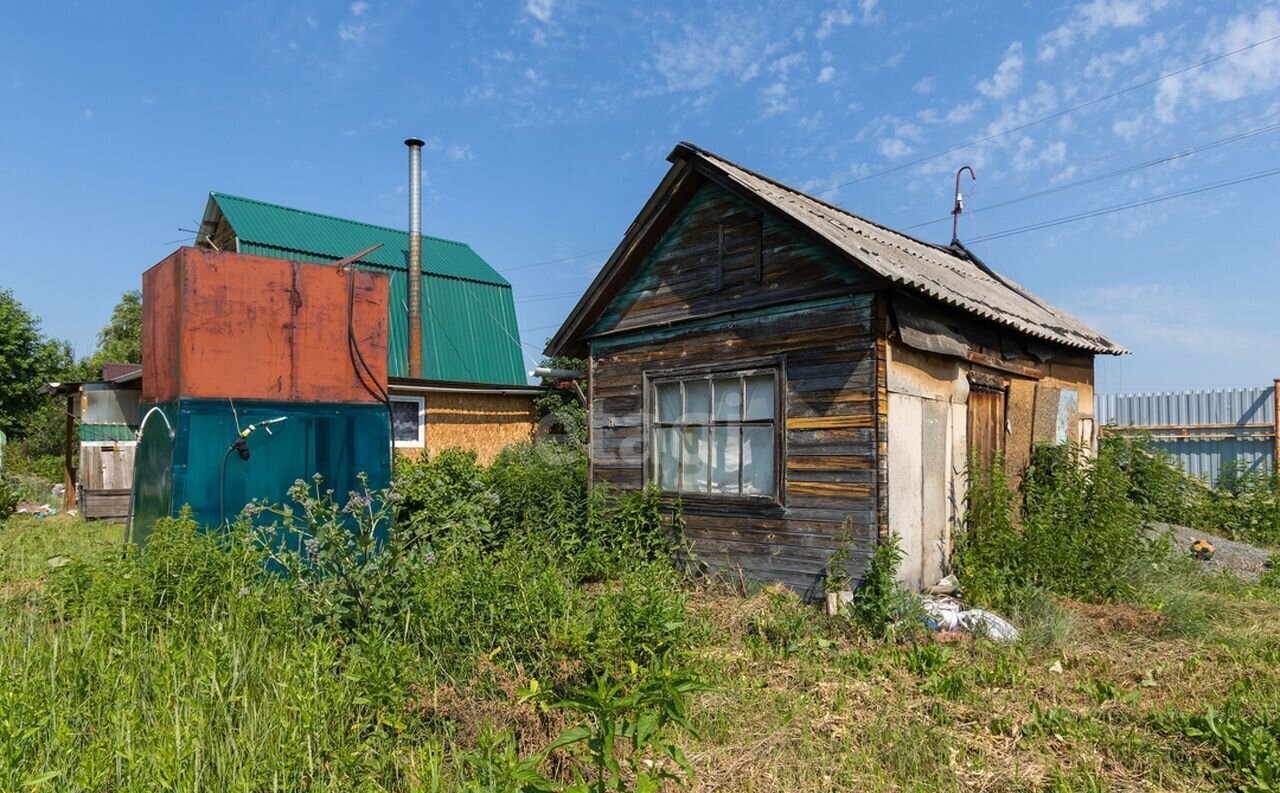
top-left (546, 143), bottom-right (1125, 595)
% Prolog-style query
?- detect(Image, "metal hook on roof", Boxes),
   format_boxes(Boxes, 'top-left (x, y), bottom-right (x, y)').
top-left (952, 165), bottom-right (976, 245)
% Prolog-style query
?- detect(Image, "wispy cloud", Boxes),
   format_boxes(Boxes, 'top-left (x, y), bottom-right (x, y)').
top-left (912, 76), bottom-right (935, 94)
top-left (815, 0), bottom-right (881, 40)
top-left (1152, 6), bottom-right (1280, 123)
top-left (337, 1), bottom-right (372, 46)
top-left (650, 17), bottom-right (775, 92)
top-left (977, 42), bottom-right (1024, 100)
top-left (817, 65), bottom-right (836, 83)
top-left (526, 0), bottom-right (555, 24)
top-left (760, 81), bottom-right (794, 116)
top-left (1037, 0), bottom-right (1170, 62)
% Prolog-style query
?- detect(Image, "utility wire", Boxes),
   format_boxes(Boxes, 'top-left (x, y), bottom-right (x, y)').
top-left (501, 247), bottom-right (613, 274)
top-left (967, 106), bottom-right (1280, 197)
top-left (816, 32), bottom-right (1280, 195)
top-left (901, 119), bottom-right (1280, 231)
top-left (967, 164), bottom-right (1280, 243)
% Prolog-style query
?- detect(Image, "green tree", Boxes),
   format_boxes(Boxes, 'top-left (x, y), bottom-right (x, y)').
top-left (533, 354), bottom-right (587, 445)
top-left (0, 288), bottom-right (74, 438)
top-left (89, 289), bottom-right (142, 367)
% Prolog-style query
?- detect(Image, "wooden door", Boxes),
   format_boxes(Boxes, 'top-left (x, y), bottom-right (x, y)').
top-left (967, 385), bottom-right (1006, 468)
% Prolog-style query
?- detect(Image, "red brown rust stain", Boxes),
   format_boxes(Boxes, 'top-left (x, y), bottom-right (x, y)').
top-left (141, 247), bottom-right (388, 404)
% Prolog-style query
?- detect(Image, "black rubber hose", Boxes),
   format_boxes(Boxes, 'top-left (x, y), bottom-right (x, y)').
top-left (346, 265), bottom-right (395, 471)
top-left (218, 443), bottom-right (235, 527)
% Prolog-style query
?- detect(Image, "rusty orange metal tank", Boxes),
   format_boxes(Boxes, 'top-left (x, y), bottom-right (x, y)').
top-left (141, 247), bottom-right (388, 404)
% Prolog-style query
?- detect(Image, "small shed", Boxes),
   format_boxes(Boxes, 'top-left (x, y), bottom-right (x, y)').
top-left (547, 143), bottom-right (1125, 596)
top-left (42, 364), bottom-right (143, 519)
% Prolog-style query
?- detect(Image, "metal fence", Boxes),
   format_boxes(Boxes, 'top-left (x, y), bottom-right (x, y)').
top-left (1095, 382), bottom-right (1279, 488)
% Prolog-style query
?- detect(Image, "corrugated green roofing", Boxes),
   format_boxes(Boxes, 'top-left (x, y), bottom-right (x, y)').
top-left (80, 424), bottom-right (136, 442)
top-left (210, 193), bottom-right (510, 285)
top-left (206, 193), bottom-right (527, 385)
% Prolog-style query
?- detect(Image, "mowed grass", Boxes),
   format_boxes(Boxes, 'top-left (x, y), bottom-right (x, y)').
top-left (2, 513), bottom-right (1279, 791)
top-left (682, 584), bottom-right (1280, 792)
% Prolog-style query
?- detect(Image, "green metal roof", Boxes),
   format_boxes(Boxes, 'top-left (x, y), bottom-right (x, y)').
top-left (210, 193), bottom-right (510, 285)
top-left (206, 193), bottom-right (527, 385)
top-left (80, 424), bottom-right (136, 442)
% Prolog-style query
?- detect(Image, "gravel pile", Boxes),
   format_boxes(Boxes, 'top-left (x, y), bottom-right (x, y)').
top-left (1148, 522), bottom-right (1275, 581)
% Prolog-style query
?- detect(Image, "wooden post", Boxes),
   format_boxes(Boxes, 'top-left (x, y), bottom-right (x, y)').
top-left (63, 394), bottom-right (77, 513)
top-left (1273, 378), bottom-right (1279, 476)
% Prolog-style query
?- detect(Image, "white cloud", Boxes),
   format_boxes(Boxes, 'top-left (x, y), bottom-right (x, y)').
top-left (1037, 0), bottom-right (1169, 62)
top-left (350, 1), bottom-right (369, 16)
top-left (526, 0), bottom-right (555, 24)
top-left (878, 137), bottom-right (913, 159)
top-left (817, 65), bottom-right (836, 83)
top-left (815, 0), bottom-right (880, 39)
top-left (918, 98), bottom-right (982, 125)
top-left (912, 76), bottom-right (936, 94)
top-left (799, 111), bottom-right (824, 130)
top-left (1083, 31), bottom-right (1166, 80)
top-left (1152, 6), bottom-right (1280, 123)
top-left (337, 21), bottom-right (367, 44)
top-left (976, 42), bottom-right (1024, 100)
top-left (863, 115), bottom-right (924, 159)
top-left (651, 18), bottom-right (773, 92)
top-left (760, 81), bottom-right (794, 116)
top-left (768, 52), bottom-right (806, 77)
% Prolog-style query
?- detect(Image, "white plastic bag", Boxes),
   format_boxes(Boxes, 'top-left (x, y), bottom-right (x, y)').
top-left (957, 609), bottom-right (1020, 642)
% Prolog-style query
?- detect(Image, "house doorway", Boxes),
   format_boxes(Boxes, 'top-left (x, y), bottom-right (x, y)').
top-left (967, 383), bottom-right (1007, 468)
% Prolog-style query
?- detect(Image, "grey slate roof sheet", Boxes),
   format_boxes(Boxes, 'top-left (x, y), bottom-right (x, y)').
top-left (676, 143), bottom-right (1126, 355)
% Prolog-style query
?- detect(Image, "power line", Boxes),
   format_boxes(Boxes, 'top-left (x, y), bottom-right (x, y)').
top-left (901, 119), bottom-right (1280, 231)
top-left (967, 106), bottom-right (1280, 197)
top-left (500, 247), bottom-right (613, 274)
top-left (816, 32), bottom-right (1280, 195)
top-left (967, 164), bottom-right (1280, 243)
top-left (516, 290), bottom-right (583, 303)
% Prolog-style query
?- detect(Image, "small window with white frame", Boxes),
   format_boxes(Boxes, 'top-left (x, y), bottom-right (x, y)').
top-left (651, 369), bottom-right (778, 498)
top-left (390, 395), bottom-right (425, 448)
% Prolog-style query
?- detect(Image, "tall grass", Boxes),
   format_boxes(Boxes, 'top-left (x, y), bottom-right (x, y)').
top-left (956, 439), bottom-right (1161, 608)
top-left (0, 443), bottom-right (698, 790)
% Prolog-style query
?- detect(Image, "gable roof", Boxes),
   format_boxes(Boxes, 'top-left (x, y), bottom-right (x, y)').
top-left (548, 142), bottom-right (1125, 357)
top-left (201, 193), bottom-right (528, 386)
top-left (207, 192), bottom-right (509, 286)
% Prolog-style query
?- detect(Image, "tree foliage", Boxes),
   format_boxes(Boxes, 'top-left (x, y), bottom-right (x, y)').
top-left (0, 288), bottom-right (74, 438)
top-left (89, 289), bottom-right (142, 367)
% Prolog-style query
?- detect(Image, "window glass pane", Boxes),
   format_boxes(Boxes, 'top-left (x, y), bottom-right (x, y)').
top-left (656, 427), bottom-right (680, 491)
top-left (741, 425), bottom-right (775, 495)
top-left (681, 426), bottom-right (709, 493)
top-left (683, 380), bottom-right (710, 423)
top-left (712, 377), bottom-right (740, 421)
top-left (656, 383), bottom-right (681, 422)
top-left (711, 426), bottom-right (740, 494)
top-left (744, 375), bottom-right (775, 421)
top-left (391, 400), bottom-right (420, 443)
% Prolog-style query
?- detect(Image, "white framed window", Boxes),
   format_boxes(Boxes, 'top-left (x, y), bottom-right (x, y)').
top-left (390, 395), bottom-right (425, 448)
top-left (650, 368), bottom-right (779, 499)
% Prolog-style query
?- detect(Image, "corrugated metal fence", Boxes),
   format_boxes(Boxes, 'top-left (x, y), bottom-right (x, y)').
top-left (1096, 382), bottom-right (1279, 487)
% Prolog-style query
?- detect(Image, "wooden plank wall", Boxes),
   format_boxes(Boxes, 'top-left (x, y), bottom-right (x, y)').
top-left (592, 182), bottom-right (865, 337)
top-left (585, 179), bottom-right (887, 596)
top-left (592, 297), bottom-right (878, 596)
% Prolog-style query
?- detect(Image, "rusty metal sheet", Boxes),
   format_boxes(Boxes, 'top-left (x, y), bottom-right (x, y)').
top-left (142, 248), bottom-right (388, 404)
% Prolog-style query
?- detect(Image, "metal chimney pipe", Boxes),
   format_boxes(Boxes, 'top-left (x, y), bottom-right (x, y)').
top-left (405, 137), bottom-right (425, 379)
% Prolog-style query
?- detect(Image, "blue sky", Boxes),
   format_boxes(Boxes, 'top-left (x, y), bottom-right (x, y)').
top-left (2, 0), bottom-right (1278, 392)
